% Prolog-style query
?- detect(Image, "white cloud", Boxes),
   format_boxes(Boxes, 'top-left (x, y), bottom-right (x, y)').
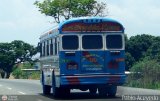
top-left (105, 0), bottom-right (160, 36)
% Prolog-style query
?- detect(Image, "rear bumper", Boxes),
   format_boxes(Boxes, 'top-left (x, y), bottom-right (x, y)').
top-left (60, 74), bottom-right (126, 86)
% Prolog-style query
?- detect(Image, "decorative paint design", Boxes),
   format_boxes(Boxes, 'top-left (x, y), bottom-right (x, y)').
top-left (62, 22), bottom-right (122, 32)
top-left (82, 51), bottom-right (104, 64)
top-left (82, 51), bottom-right (104, 71)
top-left (60, 59), bottom-right (72, 63)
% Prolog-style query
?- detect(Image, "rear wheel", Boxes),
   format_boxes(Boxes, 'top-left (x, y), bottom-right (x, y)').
top-left (42, 73), bottom-right (51, 95)
top-left (52, 73), bottom-right (70, 97)
top-left (89, 87), bottom-right (97, 95)
top-left (98, 86), bottom-right (107, 97)
top-left (43, 85), bottom-right (51, 95)
top-left (52, 73), bottom-right (60, 97)
top-left (108, 86), bottom-right (117, 97)
top-left (61, 88), bottom-right (70, 97)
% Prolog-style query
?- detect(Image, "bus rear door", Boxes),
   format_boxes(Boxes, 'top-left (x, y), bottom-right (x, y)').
top-left (81, 35), bottom-right (105, 73)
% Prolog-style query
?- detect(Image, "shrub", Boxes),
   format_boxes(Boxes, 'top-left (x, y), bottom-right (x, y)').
top-left (127, 58), bottom-right (160, 89)
top-left (12, 67), bottom-right (23, 79)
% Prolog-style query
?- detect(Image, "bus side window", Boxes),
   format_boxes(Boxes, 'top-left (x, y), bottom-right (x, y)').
top-left (57, 37), bottom-right (60, 54)
top-left (55, 38), bottom-right (57, 55)
top-left (42, 42), bottom-right (43, 56)
top-left (47, 40), bottom-right (49, 56)
top-left (43, 42), bottom-right (45, 57)
top-left (50, 39), bottom-right (53, 55)
top-left (53, 38), bottom-right (55, 55)
top-left (38, 43), bottom-right (42, 57)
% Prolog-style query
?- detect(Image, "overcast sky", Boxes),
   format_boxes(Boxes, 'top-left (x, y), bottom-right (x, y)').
top-left (0, 0), bottom-right (160, 46)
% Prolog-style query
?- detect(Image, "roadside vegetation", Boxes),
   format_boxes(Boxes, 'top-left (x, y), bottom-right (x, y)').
top-left (125, 34), bottom-right (160, 89)
top-left (0, 40), bottom-right (37, 78)
top-left (12, 62), bottom-right (40, 80)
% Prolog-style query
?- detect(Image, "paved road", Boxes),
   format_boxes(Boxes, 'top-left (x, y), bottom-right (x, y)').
top-left (0, 79), bottom-right (160, 101)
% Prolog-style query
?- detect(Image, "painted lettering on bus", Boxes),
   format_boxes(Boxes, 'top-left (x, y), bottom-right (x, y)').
top-left (62, 22), bottom-right (122, 32)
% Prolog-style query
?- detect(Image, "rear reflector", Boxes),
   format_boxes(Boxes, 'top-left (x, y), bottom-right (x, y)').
top-left (116, 58), bottom-right (124, 62)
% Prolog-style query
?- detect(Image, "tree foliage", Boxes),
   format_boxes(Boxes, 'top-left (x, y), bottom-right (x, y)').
top-left (126, 34), bottom-right (154, 62)
top-left (125, 52), bottom-right (135, 71)
top-left (34, 0), bottom-right (107, 23)
top-left (127, 58), bottom-right (160, 89)
top-left (0, 40), bottom-right (37, 78)
top-left (126, 34), bottom-right (160, 89)
top-left (146, 36), bottom-right (160, 61)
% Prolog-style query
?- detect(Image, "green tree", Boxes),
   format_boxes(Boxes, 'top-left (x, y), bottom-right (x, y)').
top-left (0, 43), bottom-right (15, 78)
top-left (126, 34), bottom-right (154, 61)
top-left (125, 34), bottom-right (136, 70)
top-left (34, 0), bottom-right (107, 23)
top-left (0, 40), bottom-right (37, 78)
top-left (146, 36), bottom-right (160, 61)
top-left (125, 52), bottom-right (135, 71)
top-left (11, 40), bottom-right (37, 63)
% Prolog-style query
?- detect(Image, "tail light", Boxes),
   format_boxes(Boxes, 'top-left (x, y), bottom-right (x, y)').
top-left (67, 62), bottom-right (78, 70)
top-left (108, 60), bottom-right (119, 68)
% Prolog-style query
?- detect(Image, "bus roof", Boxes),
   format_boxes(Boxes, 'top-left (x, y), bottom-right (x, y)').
top-left (40, 17), bottom-right (124, 41)
top-left (59, 17), bottom-right (124, 33)
top-left (59, 17), bottom-right (123, 27)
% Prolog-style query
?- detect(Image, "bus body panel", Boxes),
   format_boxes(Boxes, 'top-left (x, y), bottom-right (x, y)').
top-left (60, 51), bottom-right (81, 75)
top-left (105, 50), bottom-right (125, 74)
top-left (81, 51), bottom-right (105, 73)
top-left (40, 56), bottom-right (60, 86)
top-left (59, 50), bottom-right (125, 86)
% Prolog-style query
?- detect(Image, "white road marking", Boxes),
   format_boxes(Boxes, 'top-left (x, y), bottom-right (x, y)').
top-left (0, 84), bottom-right (2, 87)
top-left (7, 87), bottom-right (12, 90)
top-left (18, 91), bottom-right (26, 95)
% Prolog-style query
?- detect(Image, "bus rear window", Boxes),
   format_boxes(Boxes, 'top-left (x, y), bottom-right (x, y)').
top-left (82, 35), bottom-right (103, 49)
top-left (62, 35), bottom-right (79, 50)
top-left (106, 35), bottom-right (122, 49)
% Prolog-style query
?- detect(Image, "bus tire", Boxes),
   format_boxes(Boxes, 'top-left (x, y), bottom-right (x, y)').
top-left (43, 85), bottom-right (51, 95)
top-left (42, 73), bottom-right (51, 95)
top-left (61, 87), bottom-right (70, 97)
top-left (89, 87), bottom-right (97, 95)
top-left (108, 86), bottom-right (117, 97)
top-left (52, 73), bottom-right (61, 97)
top-left (98, 86), bottom-right (107, 97)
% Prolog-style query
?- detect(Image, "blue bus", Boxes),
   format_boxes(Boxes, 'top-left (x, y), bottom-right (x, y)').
top-left (39, 17), bottom-right (126, 97)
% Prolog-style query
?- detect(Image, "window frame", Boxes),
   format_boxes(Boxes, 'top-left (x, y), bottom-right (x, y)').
top-left (81, 34), bottom-right (104, 51)
top-left (105, 33), bottom-right (125, 50)
top-left (61, 34), bottom-right (80, 51)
